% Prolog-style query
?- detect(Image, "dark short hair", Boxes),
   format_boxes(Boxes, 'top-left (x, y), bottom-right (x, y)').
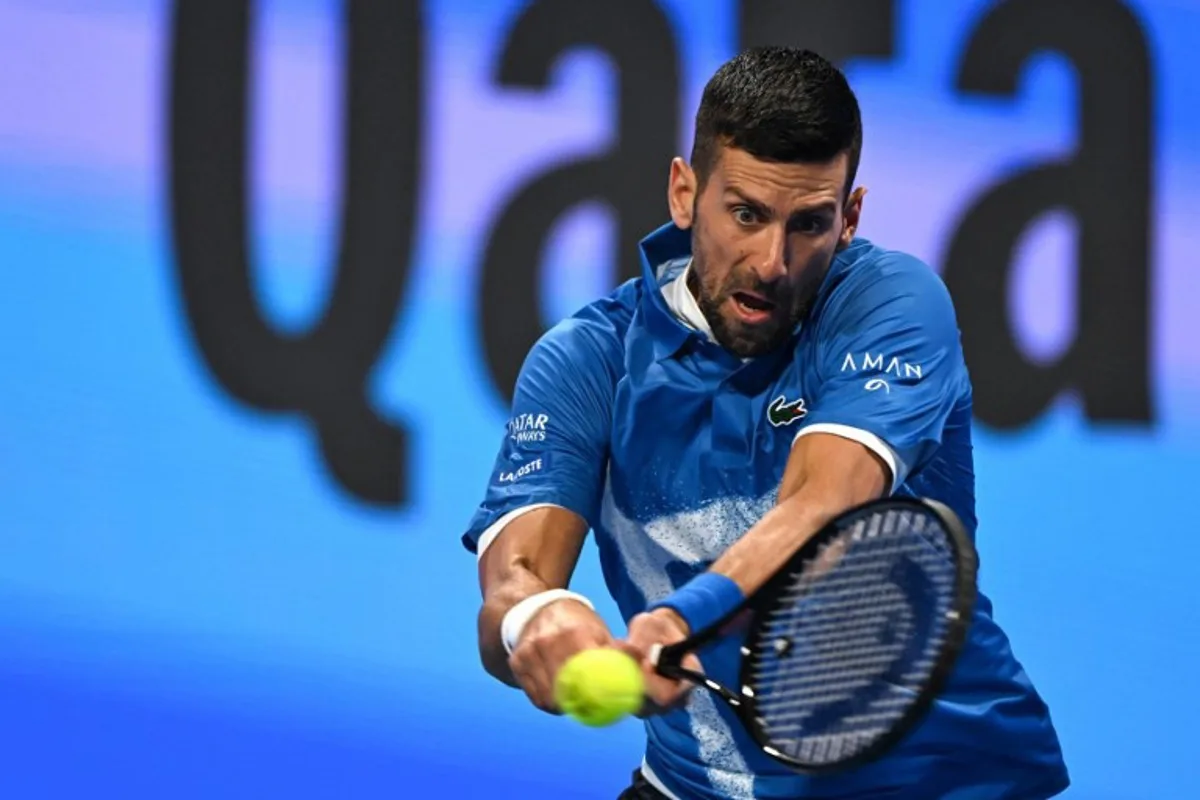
top-left (690, 47), bottom-right (862, 196)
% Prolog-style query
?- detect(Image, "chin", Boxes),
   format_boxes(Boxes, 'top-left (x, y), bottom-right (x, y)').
top-left (718, 328), bottom-right (784, 358)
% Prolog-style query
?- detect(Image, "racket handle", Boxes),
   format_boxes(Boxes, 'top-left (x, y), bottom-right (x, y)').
top-left (648, 642), bottom-right (664, 668)
top-left (651, 643), bottom-right (746, 709)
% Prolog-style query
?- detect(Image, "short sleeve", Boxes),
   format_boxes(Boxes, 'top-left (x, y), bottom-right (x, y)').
top-left (460, 317), bottom-right (614, 556)
top-left (798, 254), bottom-right (968, 489)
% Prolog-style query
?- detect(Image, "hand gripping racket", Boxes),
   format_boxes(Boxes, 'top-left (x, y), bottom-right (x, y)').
top-left (646, 496), bottom-right (978, 775)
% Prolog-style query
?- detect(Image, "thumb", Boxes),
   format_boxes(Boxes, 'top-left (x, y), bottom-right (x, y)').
top-left (613, 638), bottom-right (649, 664)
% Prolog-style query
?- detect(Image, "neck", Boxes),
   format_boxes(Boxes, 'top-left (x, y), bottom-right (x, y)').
top-left (685, 262), bottom-right (702, 302)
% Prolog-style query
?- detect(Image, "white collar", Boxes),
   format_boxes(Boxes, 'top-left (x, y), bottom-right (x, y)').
top-left (660, 260), bottom-right (715, 342)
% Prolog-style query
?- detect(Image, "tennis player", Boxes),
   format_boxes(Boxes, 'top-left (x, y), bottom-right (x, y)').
top-left (463, 47), bottom-right (1069, 800)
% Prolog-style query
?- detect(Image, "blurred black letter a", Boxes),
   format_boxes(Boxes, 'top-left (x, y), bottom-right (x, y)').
top-left (478, 0), bottom-right (680, 404)
top-left (169, 1), bottom-right (421, 506)
top-left (944, 0), bottom-right (1154, 429)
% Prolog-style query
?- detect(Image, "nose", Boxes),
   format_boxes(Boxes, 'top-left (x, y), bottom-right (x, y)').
top-left (754, 224), bottom-right (788, 282)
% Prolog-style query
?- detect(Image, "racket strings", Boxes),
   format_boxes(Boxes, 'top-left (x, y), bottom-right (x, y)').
top-left (746, 509), bottom-right (960, 765)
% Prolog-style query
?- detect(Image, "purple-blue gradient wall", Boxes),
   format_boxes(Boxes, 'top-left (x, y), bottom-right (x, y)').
top-left (1, 1), bottom-right (1197, 797)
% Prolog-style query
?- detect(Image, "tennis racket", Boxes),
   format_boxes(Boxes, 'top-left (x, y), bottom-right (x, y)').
top-left (646, 495), bottom-right (977, 775)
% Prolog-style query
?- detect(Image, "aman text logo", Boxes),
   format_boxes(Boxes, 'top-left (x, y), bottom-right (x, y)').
top-left (841, 353), bottom-right (923, 393)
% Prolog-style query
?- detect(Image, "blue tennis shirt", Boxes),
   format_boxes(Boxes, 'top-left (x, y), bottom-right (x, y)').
top-left (463, 223), bottom-right (1069, 800)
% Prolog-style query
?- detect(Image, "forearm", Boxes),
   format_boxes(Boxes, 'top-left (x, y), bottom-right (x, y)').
top-left (713, 435), bottom-right (891, 595)
top-left (478, 560), bottom-right (555, 687)
top-left (475, 506), bottom-right (591, 686)
top-left (709, 480), bottom-right (863, 596)
top-left (649, 434), bottom-right (888, 632)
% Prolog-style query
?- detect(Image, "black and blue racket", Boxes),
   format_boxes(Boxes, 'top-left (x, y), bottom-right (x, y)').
top-left (647, 496), bottom-right (977, 774)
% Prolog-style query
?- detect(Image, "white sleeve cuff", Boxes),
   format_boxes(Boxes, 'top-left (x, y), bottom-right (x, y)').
top-left (793, 423), bottom-right (906, 494)
top-left (474, 503), bottom-right (563, 561)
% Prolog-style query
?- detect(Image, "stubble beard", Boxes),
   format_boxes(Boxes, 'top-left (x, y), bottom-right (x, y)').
top-left (688, 218), bottom-right (824, 359)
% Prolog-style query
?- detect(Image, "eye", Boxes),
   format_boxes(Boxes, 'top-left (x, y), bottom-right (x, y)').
top-left (732, 205), bottom-right (760, 226)
top-left (794, 214), bottom-right (831, 235)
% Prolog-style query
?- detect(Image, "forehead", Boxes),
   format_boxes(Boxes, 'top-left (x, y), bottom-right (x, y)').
top-left (708, 147), bottom-right (848, 203)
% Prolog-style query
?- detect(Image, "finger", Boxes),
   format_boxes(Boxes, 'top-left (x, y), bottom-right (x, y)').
top-left (635, 676), bottom-right (696, 718)
top-left (635, 696), bottom-right (669, 719)
top-left (511, 644), bottom-right (561, 714)
top-left (662, 680), bottom-right (694, 711)
top-left (623, 620), bottom-right (678, 664)
top-left (646, 680), bottom-right (692, 711)
top-left (530, 629), bottom-right (616, 715)
top-left (613, 638), bottom-right (649, 664)
top-left (530, 659), bottom-right (563, 714)
top-left (634, 655), bottom-right (695, 717)
top-left (647, 649), bottom-right (701, 708)
top-left (644, 669), bottom-right (686, 707)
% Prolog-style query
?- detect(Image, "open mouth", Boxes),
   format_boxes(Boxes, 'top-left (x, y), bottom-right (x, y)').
top-left (732, 291), bottom-right (776, 322)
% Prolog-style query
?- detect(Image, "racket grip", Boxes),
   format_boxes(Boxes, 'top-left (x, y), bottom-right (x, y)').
top-left (648, 642), bottom-right (664, 668)
top-left (650, 640), bottom-right (689, 674)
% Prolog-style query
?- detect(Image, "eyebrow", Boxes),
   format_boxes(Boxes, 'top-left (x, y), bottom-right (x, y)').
top-left (724, 188), bottom-right (839, 220)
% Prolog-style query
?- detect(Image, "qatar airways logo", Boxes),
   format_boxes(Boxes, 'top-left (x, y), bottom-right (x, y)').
top-left (508, 413), bottom-right (549, 443)
top-left (841, 352), bottom-right (923, 393)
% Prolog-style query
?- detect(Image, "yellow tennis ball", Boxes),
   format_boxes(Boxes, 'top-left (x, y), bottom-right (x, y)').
top-left (555, 648), bottom-right (645, 727)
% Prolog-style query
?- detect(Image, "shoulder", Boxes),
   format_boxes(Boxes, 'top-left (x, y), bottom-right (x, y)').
top-left (524, 278), bottom-right (640, 384)
top-left (813, 239), bottom-right (958, 330)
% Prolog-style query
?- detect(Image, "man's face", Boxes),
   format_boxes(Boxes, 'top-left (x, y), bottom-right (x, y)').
top-left (669, 147), bottom-right (863, 358)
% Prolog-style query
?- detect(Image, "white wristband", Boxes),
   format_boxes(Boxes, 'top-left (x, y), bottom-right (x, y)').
top-left (500, 589), bottom-right (595, 656)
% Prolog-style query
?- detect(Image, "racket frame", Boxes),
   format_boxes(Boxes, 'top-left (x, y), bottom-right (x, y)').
top-left (649, 495), bottom-right (978, 775)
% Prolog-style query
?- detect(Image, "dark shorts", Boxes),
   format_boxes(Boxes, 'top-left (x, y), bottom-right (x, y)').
top-left (617, 769), bottom-right (672, 800)
top-left (614, 766), bottom-right (1070, 800)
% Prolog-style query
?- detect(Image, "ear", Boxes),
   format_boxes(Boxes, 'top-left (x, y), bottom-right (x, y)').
top-left (668, 157), bottom-right (697, 229)
top-left (840, 188), bottom-right (868, 250)
top-left (839, 186), bottom-right (867, 250)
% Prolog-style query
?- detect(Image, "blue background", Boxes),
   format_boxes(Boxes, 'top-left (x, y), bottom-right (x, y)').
top-left (0, 1), bottom-right (1197, 797)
